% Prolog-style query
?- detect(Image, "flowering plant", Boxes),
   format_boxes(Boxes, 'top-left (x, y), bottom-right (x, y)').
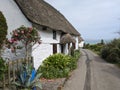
top-left (6, 25), bottom-right (41, 58)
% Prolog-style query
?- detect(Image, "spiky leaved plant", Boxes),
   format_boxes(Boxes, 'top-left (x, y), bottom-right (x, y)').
top-left (12, 64), bottom-right (42, 90)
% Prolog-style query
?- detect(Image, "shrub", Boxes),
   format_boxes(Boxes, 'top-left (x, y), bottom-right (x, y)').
top-left (101, 46), bottom-right (110, 59)
top-left (0, 11), bottom-right (8, 80)
top-left (0, 11), bottom-right (7, 54)
top-left (73, 50), bottom-right (80, 60)
top-left (100, 38), bottom-right (120, 63)
top-left (106, 52), bottom-right (119, 63)
top-left (37, 53), bottom-right (77, 79)
top-left (0, 57), bottom-right (7, 80)
top-left (84, 43), bottom-right (104, 54)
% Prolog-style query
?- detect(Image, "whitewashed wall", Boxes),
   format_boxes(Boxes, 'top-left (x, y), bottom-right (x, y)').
top-left (0, 0), bottom-right (32, 61)
top-left (75, 36), bottom-right (79, 49)
top-left (79, 41), bottom-right (84, 48)
top-left (73, 35), bottom-right (79, 50)
top-left (32, 28), bottom-right (61, 70)
top-left (0, 0), bottom-right (32, 39)
top-left (0, 0), bottom-right (79, 70)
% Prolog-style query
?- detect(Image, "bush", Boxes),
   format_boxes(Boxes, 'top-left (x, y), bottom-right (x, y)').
top-left (73, 50), bottom-right (80, 60)
top-left (101, 47), bottom-right (110, 59)
top-left (0, 11), bottom-right (8, 80)
top-left (84, 43), bottom-right (104, 54)
top-left (0, 57), bottom-right (7, 80)
top-left (0, 11), bottom-right (7, 51)
top-left (100, 38), bottom-right (120, 63)
top-left (37, 53), bottom-right (77, 79)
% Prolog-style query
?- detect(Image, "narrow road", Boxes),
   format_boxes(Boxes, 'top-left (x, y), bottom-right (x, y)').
top-left (63, 49), bottom-right (120, 90)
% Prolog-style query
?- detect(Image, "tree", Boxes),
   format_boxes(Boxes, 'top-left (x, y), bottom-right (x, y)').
top-left (100, 39), bottom-right (104, 45)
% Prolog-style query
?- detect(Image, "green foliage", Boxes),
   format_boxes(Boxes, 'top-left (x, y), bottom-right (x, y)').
top-left (0, 57), bottom-right (7, 80)
top-left (100, 38), bottom-right (120, 63)
top-left (37, 53), bottom-right (80, 79)
top-left (0, 11), bottom-right (7, 52)
top-left (84, 42), bottom-right (104, 54)
top-left (12, 64), bottom-right (42, 89)
top-left (73, 50), bottom-right (81, 60)
top-left (101, 47), bottom-right (110, 59)
top-left (100, 39), bottom-right (105, 45)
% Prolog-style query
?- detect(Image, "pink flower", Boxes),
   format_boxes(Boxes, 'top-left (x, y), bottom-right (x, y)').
top-left (13, 32), bottom-right (18, 36)
top-left (28, 27), bottom-right (33, 32)
top-left (21, 30), bottom-right (24, 34)
top-left (8, 39), bottom-right (12, 43)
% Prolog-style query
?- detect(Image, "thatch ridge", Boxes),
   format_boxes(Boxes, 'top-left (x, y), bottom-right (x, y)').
top-left (14, 0), bottom-right (80, 36)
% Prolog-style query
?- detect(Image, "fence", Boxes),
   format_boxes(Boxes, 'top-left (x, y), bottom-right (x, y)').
top-left (1, 57), bottom-right (33, 89)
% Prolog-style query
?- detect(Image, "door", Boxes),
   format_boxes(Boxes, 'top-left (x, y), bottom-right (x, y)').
top-left (53, 44), bottom-right (57, 54)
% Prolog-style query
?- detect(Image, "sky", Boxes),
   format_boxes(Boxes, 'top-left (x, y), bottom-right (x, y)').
top-left (44, 0), bottom-right (120, 41)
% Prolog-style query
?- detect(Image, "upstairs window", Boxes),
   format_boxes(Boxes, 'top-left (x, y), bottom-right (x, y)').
top-left (42, 26), bottom-right (47, 30)
top-left (53, 30), bottom-right (56, 39)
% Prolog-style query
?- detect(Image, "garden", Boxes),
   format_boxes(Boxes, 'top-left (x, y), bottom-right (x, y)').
top-left (0, 24), bottom-right (42, 90)
top-left (0, 11), bottom-right (42, 90)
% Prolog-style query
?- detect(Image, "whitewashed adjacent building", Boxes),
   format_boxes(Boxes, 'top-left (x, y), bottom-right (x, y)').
top-left (78, 36), bottom-right (84, 48)
top-left (0, 0), bottom-right (81, 69)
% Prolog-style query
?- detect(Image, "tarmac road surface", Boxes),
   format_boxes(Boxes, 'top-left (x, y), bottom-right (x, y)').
top-left (63, 49), bottom-right (120, 90)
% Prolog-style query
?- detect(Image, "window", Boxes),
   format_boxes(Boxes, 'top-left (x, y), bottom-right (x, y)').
top-left (53, 30), bottom-right (56, 39)
top-left (42, 26), bottom-right (47, 30)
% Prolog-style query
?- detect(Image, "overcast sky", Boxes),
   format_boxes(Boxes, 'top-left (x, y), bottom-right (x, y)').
top-left (45, 0), bottom-right (120, 40)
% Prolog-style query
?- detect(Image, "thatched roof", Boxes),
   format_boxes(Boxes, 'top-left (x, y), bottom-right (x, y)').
top-left (60, 33), bottom-right (76, 44)
top-left (78, 36), bottom-right (84, 43)
top-left (14, 0), bottom-right (80, 36)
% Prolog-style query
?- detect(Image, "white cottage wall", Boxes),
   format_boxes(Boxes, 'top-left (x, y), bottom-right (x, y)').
top-left (72, 36), bottom-right (79, 50)
top-left (0, 0), bottom-right (32, 61)
top-left (32, 28), bottom-right (61, 70)
top-left (0, 0), bottom-right (80, 70)
top-left (0, 0), bottom-right (32, 39)
top-left (75, 36), bottom-right (79, 50)
top-left (79, 41), bottom-right (84, 48)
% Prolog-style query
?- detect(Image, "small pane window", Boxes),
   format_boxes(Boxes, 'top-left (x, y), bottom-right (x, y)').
top-left (53, 30), bottom-right (56, 39)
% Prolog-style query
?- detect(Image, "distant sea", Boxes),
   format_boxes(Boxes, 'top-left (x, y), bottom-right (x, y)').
top-left (85, 39), bottom-right (111, 44)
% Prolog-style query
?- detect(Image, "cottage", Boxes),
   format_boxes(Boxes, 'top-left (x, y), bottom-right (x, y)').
top-left (0, 0), bottom-right (80, 69)
top-left (78, 36), bottom-right (84, 48)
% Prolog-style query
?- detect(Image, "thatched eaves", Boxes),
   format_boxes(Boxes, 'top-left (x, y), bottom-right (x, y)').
top-left (14, 0), bottom-right (80, 36)
top-left (60, 34), bottom-right (76, 44)
top-left (78, 36), bottom-right (84, 43)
